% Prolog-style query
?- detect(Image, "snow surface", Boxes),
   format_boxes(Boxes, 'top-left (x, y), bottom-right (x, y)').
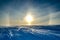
top-left (0, 25), bottom-right (60, 40)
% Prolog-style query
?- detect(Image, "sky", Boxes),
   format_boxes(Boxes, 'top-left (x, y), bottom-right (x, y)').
top-left (0, 0), bottom-right (60, 26)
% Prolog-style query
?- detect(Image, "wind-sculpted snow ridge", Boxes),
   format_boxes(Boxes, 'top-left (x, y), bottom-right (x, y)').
top-left (0, 25), bottom-right (60, 40)
top-left (17, 27), bottom-right (60, 36)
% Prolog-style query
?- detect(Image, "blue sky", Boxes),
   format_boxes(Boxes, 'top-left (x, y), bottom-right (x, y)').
top-left (0, 0), bottom-right (60, 26)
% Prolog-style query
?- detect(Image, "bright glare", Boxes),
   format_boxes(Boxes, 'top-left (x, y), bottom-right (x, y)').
top-left (25, 14), bottom-right (33, 25)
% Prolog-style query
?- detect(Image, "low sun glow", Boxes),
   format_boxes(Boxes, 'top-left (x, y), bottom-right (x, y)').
top-left (25, 14), bottom-right (33, 25)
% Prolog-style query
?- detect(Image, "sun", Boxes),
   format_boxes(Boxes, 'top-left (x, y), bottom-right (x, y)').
top-left (25, 14), bottom-right (33, 25)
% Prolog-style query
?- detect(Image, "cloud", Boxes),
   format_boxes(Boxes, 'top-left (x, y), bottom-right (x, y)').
top-left (0, 0), bottom-right (60, 26)
top-left (49, 12), bottom-right (60, 25)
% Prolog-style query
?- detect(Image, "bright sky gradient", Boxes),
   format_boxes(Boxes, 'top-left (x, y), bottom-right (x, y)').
top-left (0, 0), bottom-right (60, 26)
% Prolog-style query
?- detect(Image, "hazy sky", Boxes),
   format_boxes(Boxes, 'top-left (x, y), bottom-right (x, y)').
top-left (0, 0), bottom-right (60, 26)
